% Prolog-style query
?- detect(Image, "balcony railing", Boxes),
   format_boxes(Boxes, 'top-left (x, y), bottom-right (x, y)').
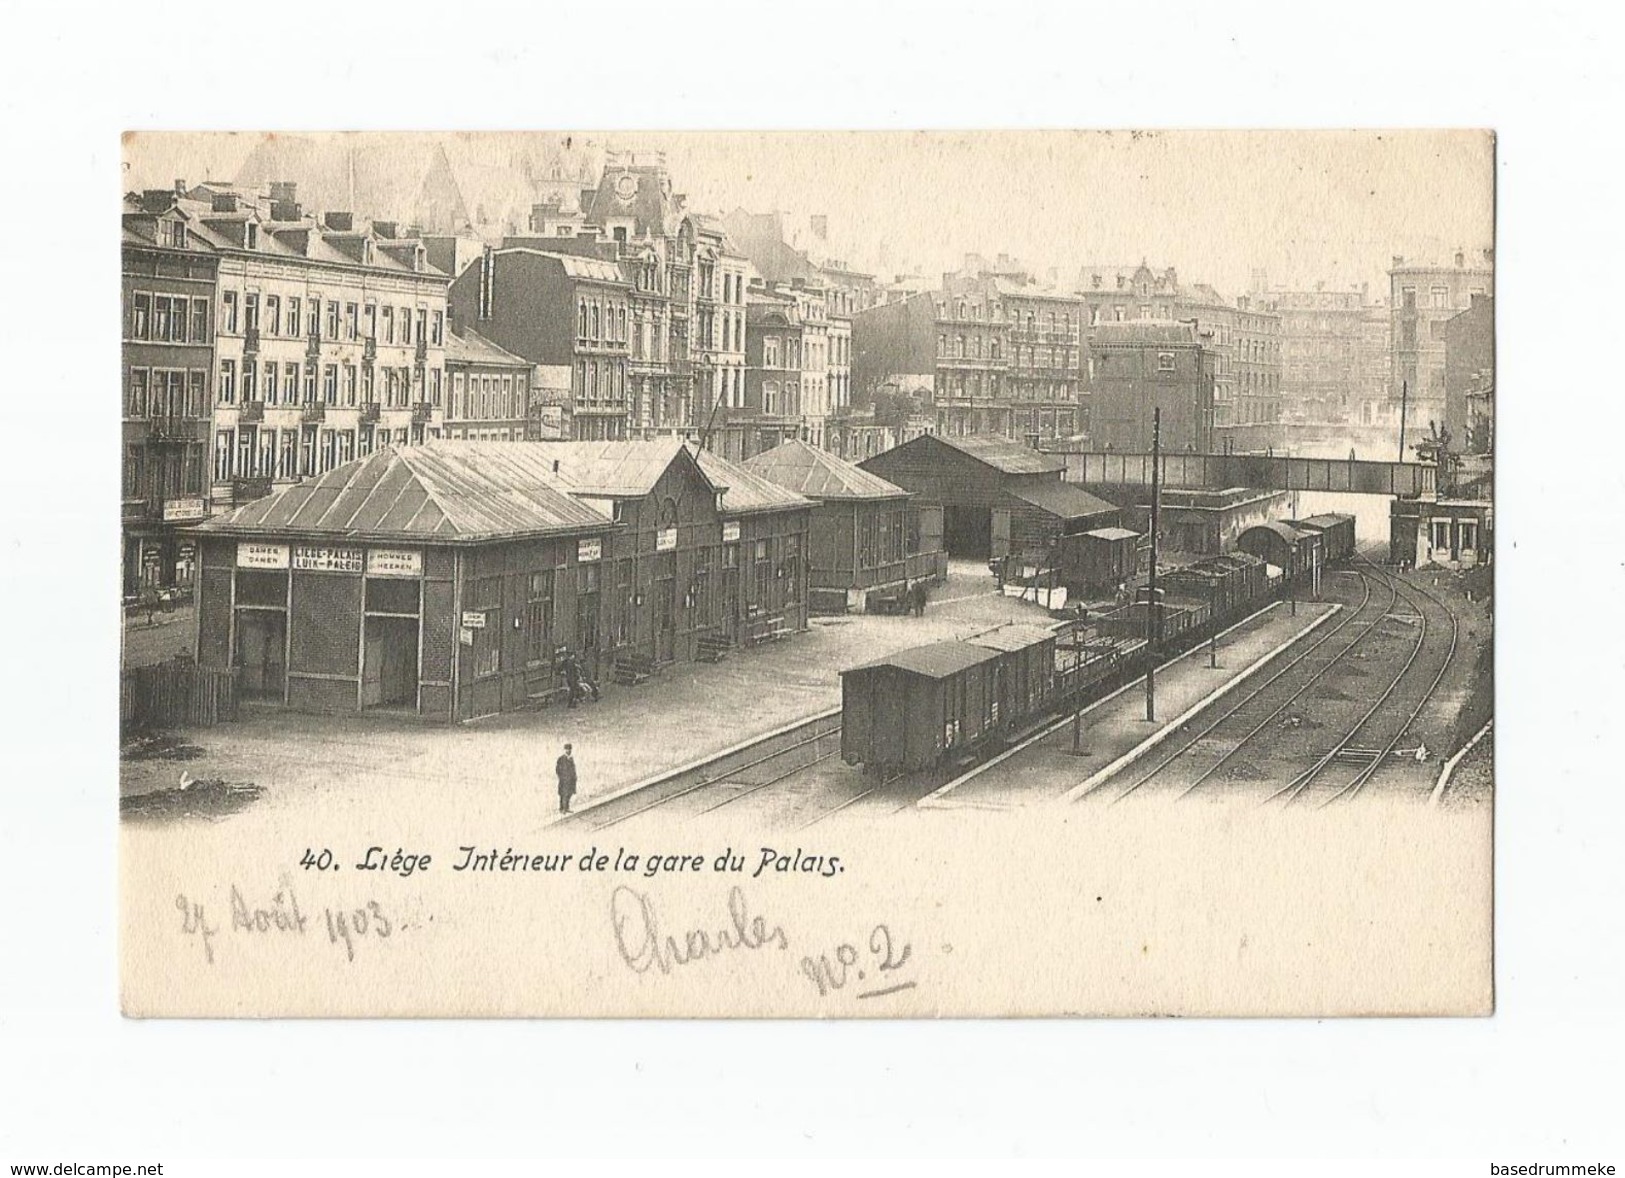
top-left (415, 339), bottom-right (428, 364)
top-left (362, 338), bottom-right (377, 362)
top-left (237, 399), bottom-right (264, 423)
top-left (410, 401), bottom-right (434, 423)
top-left (243, 326), bottom-right (260, 353)
top-left (148, 416), bottom-right (209, 441)
top-left (306, 333), bottom-right (322, 359)
top-left (359, 401), bottom-right (381, 423)
top-left (301, 403), bottom-right (326, 424)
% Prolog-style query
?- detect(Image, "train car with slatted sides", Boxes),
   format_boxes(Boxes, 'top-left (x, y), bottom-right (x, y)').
top-left (841, 641), bottom-right (1003, 772)
top-left (1285, 513), bottom-right (1356, 565)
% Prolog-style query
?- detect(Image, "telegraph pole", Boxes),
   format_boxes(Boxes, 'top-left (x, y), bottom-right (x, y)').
top-left (1397, 379), bottom-right (1409, 462)
top-left (1145, 408), bottom-right (1161, 722)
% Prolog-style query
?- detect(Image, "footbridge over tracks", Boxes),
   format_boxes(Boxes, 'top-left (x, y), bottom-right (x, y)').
top-left (1055, 451), bottom-right (1435, 497)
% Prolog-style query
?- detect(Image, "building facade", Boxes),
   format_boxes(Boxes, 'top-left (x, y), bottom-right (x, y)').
top-left (449, 247), bottom-right (632, 439)
top-left (198, 183), bottom-right (452, 518)
top-left (122, 190), bottom-right (220, 597)
top-left (1262, 285), bottom-right (1372, 426)
top-left (1440, 293), bottom-right (1494, 454)
top-left (999, 281), bottom-right (1085, 440)
top-left (444, 328), bottom-right (532, 440)
top-left (1389, 250), bottom-right (1495, 436)
top-left (1086, 320), bottom-right (1217, 454)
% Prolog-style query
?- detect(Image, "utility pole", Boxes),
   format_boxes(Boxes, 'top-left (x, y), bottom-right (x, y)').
top-left (1397, 378), bottom-right (1409, 462)
top-left (1145, 407), bottom-right (1161, 722)
top-left (1209, 576), bottom-right (1218, 669)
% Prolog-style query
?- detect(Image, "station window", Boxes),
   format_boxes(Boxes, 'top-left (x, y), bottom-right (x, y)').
top-left (1431, 521), bottom-right (1451, 550)
top-left (526, 570), bottom-right (555, 665)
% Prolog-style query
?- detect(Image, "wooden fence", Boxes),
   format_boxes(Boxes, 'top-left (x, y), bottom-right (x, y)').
top-left (120, 660), bottom-right (239, 732)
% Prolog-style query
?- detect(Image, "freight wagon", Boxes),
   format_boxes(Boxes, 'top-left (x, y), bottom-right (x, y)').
top-left (1284, 513), bottom-right (1356, 566)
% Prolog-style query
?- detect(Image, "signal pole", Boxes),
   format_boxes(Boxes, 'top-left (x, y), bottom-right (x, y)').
top-left (1397, 379), bottom-right (1409, 462)
top-left (1145, 407), bottom-right (1161, 722)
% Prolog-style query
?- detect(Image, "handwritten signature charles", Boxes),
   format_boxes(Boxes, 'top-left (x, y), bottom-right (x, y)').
top-left (610, 884), bottom-right (788, 975)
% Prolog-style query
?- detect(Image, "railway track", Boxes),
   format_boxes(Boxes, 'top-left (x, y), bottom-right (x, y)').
top-left (1268, 562), bottom-right (1461, 808)
top-left (556, 710), bottom-right (845, 831)
top-left (1086, 549), bottom-right (1397, 803)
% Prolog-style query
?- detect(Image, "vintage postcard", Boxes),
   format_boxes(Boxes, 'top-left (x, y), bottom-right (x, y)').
top-left (118, 129), bottom-right (1494, 1017)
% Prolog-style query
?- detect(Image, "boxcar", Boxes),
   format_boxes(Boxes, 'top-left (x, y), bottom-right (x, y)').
top-left (840, 641), bottom-right (1003, 771)
top-left (1286, 513), bottom-right (1356, 565)
top-left (1053, 526), bottom-right (1141, 599)
top-left (1162, 551), bottom-right (1268, 621)
top-left (1237, 521), bottom-right (1320, 585)
top-left (964, 622), bottom-right (1059, 732)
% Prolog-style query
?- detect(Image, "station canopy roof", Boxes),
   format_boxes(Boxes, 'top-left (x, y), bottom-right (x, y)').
top-left (531, 438), bottom-right (713, 499)
top-left (199, 442), bottom-right (612, 544)
top-left (1009, 481), bottom-right (1118, 520)
top-left (741, 439), bottom-right (909, 501)
top-left (694, 448), bottom-right (816, 515)
top-left (845, 640), bottom-right (1002, 679)
top-left (931, 433), bottom-right (1065, 475)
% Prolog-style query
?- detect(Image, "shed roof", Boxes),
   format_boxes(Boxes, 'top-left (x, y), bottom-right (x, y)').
top-left (1289, 513), bottom-right (1354, 530)
top-left (199, 442), bottom-right (612, 543)
top-left (930, 433), bottom-right (1065, 474)
top-left (443, 327), bottom-right (529, 368)
top-left (741, 439), bottom-right (909, 501)
top-left (1009, 481), bottom-right (1118, 520)
top-left (845, 641), bottom-right (1001, 679)
top-left (694, 449), bottom-right (816, 515)
top-left (532, 438), bottom-right (711, 498)
top-left (964, 623), bottom-right (1057, 653)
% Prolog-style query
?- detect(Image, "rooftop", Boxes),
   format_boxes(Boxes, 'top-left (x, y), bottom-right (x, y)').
top-left (921, 433), bottom-right (1065, 475)
top-left (741, 440), bottom-right (909, 501)
top-left (693, 449), bottom-right (816, 515)
top-left (199, 443), bottom-right (612, 544)
top-left (1009, 481), bottom-right (1118, 521)
top-left (444, 328), bottom-right (530, 368)
top-left (845, 640), bottom-right (1002, 679)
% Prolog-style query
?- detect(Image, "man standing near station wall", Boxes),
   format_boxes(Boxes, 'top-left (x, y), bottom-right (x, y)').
top-left (556, 744), bottom-right (578, 815)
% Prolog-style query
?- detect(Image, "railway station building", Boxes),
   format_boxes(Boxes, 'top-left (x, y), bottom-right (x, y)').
top-left (1389, 497), bottom-right (1492, 569)
top-left (194, 438), bottom-right (812, 722)
top-left (859, 433), bottom-right (1118, 561)
top-left (741, 439), bottom-right (948, 614)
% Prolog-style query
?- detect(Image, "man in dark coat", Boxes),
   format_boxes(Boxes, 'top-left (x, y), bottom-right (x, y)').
top-left (911, 580), bottom-right (929, 617)
top-left (556, 743), bottom-right (577, 814)
top-left (562, 649), bottom-right (599, 707)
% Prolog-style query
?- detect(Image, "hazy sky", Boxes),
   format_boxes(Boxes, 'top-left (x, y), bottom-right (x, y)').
top-left (123, 130), bottom-right (1493, 295)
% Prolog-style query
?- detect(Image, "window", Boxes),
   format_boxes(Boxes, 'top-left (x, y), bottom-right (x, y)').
top-left (127, 369), bottom-right (149, 417)
top-left (237, 428), bottom-right (256, 478)
top-left (362, 365), bottom-right (374, 403)
top-left (258, 430), bottom-right (275, 477)
top-left (300, 426), bottom-right (317, 475)
top-left (1401, 287), bottom-right (1416, 310)
top-left (344, 365), bottom-right (357, 406)
top-left (213, 430), bottom-right (232, 481)
top-left (578, 300), bottom-right (588, 339)
top-left (265, 295), bottom-right (280, 335)
top-left (415, 309), bottom-right (427, 346)
top-left (326, 301), bottom-right (340, 339)
top-left (1431, 520), bottom-right (1450, 550)
top-left (431, 368), bottom-right (442, 408)
top-left (345, 303), bottom-right (359, 340)
top-left (526, 570), bottom-right (555, 665)
top-left (244, 292), bottom-right (258, 333)
top-left (283, 363), bottom-right (298, 403)
top-left (1430, 286), bottom-right (1449, 309)
top-left (306, 298), bottom-right (320, 338)
top-left (222, 291), bottom-right (238, 334)
top-left (320, 429), bottom-right (336, 472)
top-left (765, 337), bottom-right (779, 367)
top-left (381, 306), bottom-right (394, 343)
top-left (243, 359), bottom-right (257, 402)
top-left (154, 296), bottom-right (172, 342)
top-left (1157, 352), bottom-right (1175, 373)
top-left (287, 297), bottom-right (301, 337)
top-left (431, 310), bottom-right (443, 345)
top-left (323, 364), bottom-right (338, 405)
top-left (218, 359), bottom-right (236, 404)
top-left (365, 302), bottom-right (377, 339)
top-left (190, 298), bottom-right (208, 341)
top-left (399, 306), bottom-right (412, 345)
top-left (278, 429), bottom-right (297, 479)
top-left (303, 362), bottom-right (317, 404)
top-left (131, 293), bottom-right (150, 339)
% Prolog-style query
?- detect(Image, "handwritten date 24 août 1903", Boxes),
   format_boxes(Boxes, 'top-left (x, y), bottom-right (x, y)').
top-left (175, 879), bottom-right (396, 965)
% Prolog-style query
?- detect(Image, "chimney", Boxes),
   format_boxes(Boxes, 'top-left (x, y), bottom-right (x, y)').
top-left (552, 459), bottom-right (560, 474)
top-left (174, 178), bottom-right (186, 196)
top-left (1454, 249), bottom-right (1465, 268)
top-left (374, 221), bottom-right (398, 239)
top-left (211, 192), bottom-right (238, 213)
top-left (140, 189), bottom-right (174, 214)
top-left (323, 211), bottom-right (354, 232)
top-left (1391, 255), bottom-right (1404, 270)
top-left (269, 181), bottom-right (297, 203)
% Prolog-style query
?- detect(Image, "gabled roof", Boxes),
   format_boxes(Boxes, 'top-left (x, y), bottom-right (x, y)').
top-left (199, 443), bottom-right (613, 543)
top-left (533, 438), bottom-right (708, 498)
top-left (444, 328), bottom-right (529, 368)
top-left (693, 449), bottom-right (815, 515)
top-left (845, 640), bottom-right (1001, 679)
top-left (925, 433), bottom-right (1065, 475)
top-left (741, 440), bottom-right (908, 501)
top-left (1009, 481), bottom-right (1117, 520)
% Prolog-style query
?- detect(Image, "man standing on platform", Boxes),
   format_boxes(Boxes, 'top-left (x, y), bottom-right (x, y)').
top-left (556, 743), bottom-right (577, 815)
